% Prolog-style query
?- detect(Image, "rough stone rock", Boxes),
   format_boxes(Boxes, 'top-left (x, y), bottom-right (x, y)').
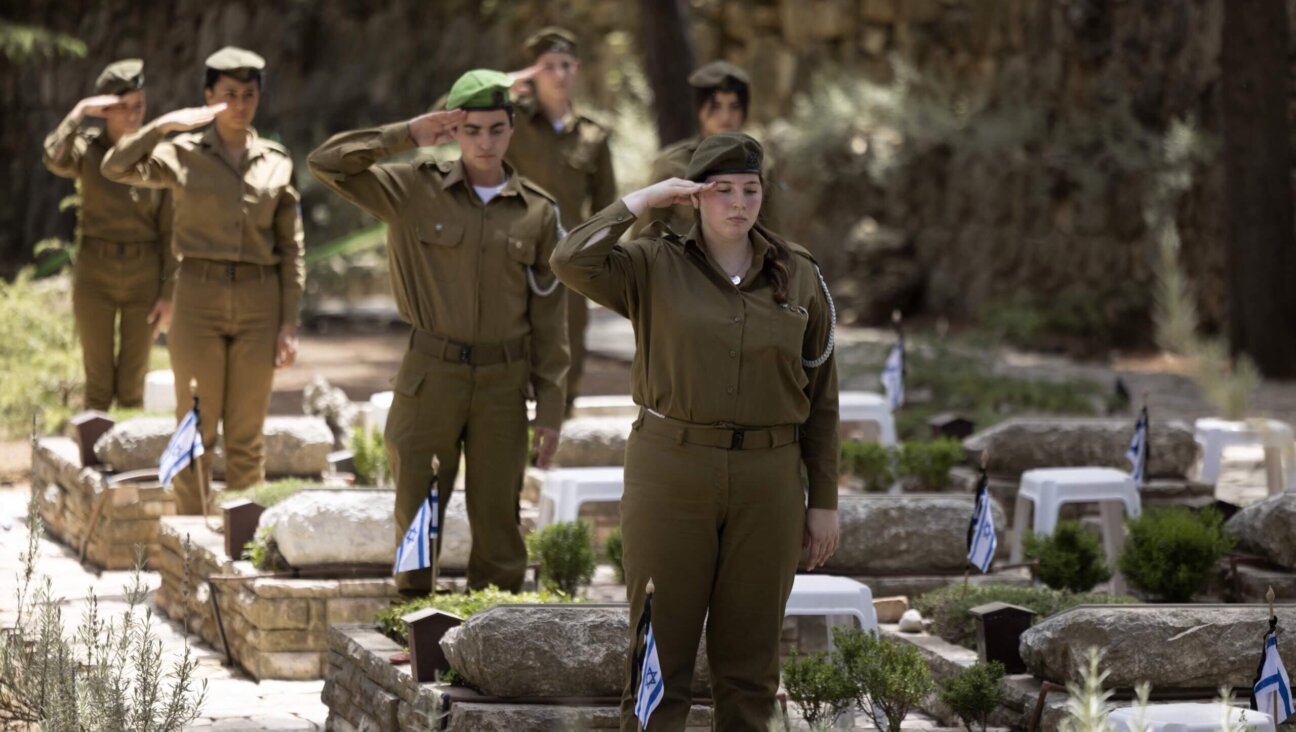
top-left (823, 494), bottom-right (1007, 575)
top-left (873, 596), bottom-right (909, 623)
top-left (303, 375), bottom-right (359, 449)
top-left (963, 418), bottom-right (1197, 480)
top-left (1224, 493), bottom-right (1296, 569)
top-left (94, 416), bottom-right (332, 477)
top-left (553, 416), bottom-right (634, 467)
top-left (898, 609), bottom-right (924, 633)
top-left (260, 490), bottom-right (394, 566)
top-left (441, 605), bottom-right (709, 698)
top-left (1020, 605), bottom-right (1296, 689)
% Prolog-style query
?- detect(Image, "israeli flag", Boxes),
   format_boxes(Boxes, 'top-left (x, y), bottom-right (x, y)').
top-left (635, 619), bottom-right (664, 726)
top-left (393, 479), bottom-right (439, 576)
top-left (881, 337), bottom-right (905, 411)
top-left (1252, 629), bottom-right (1292, 724)
top-left (159, 407), bottom-right (204, 488)
top-left (967, 478), bottom-right (997, 573)
top-left (1125, 407), bottom-right (1149, 484)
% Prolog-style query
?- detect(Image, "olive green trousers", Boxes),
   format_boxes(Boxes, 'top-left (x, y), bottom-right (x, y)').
top-left (73, 240), bottom-right (162, 411)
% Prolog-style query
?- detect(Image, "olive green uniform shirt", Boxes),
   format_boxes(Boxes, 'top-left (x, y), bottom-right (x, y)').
top-left (307, 123), bottom-right (569, 429)
top-left (630, 135), bottom-right (781, 238)
top-left (43, 112), bottom-right (177, 298)
top-left (506, 98), bottom-right (617, 230)
top-left (552, 200), bottom-right (839, 509)
top-left (100, 120), bottom-right (305, 326)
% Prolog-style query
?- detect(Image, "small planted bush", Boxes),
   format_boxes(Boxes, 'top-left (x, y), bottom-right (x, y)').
top-left (526, 520), bottom-right (597, 597)
top-left (782, 651), bottom-right (856, 730)
top-left (606, 527), bottom-right (625, 584)
top-left (939, 661), bottom-right (1006, 732)
top-left (896, 439), bottom-right (964, 489)
top-left (375, 586), bottom-right (580, 644)
top-left (349, 425), bottom-right (389, 487)
top-left (833, 627), bottom-right (934, 732)
top-left (1118, 507), bottom-right (1232, 602)
top-left (1025, 521), bottom-right (1112, 593)
top-left (841, 440), bottom-right (893, 492)
top-left (914, 584), bottom-right (1138, 649)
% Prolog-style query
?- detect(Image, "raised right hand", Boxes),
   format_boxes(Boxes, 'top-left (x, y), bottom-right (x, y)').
top-left (409, 109), bottom-right (467, 147)
top-left (155, 104), bottom-right (227, 134)
top-left (507, 63), bottom-right (543, 96)
top-left (74, 95), bottom-right (124, 119)
top-left (622, 178), bottom-right (716, 217)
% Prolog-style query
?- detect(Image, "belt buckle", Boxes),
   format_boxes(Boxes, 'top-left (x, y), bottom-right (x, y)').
top-left (225, 263), bottom-right (236, 281)
top-left (458, 344), bottom-right (473, 364)
top-left (729, 429), bottom-right (745, 450)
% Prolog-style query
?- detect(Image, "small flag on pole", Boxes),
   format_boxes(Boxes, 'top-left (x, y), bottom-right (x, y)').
top-left (633, 581), bottom-right (664, 727)
top-left (966, 465), bottom-right (997, 573)
top-left (1252, 615), bottom-right (1292, 724)
top-left (1125, 405), bottom-right (1149, 485)
top-left (159, 404), bottom-right (204, 488)
top-left (881, 336), bottom-right (904, 411)
top-left (394, 475), bottom-right (440, 576)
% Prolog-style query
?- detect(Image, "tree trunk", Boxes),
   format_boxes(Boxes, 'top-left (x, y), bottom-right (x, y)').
top-left (1220, 0), bottom-right (1296, 377)
top-left (638, 0), bottom-right (695, 147)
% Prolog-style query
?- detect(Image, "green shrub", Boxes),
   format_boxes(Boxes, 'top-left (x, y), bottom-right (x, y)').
top-left (1118, 507), bottom-right (1232, 602)
top-left (349, 426), bottom-right (389, 487)
top-left (526, 520), bottom-right (597, 596)
top-left (1025, 522), bottom-right (1112, 593)
top-left (841, 440), bottom-right (894, 492)
top-left (0, 270), bottom-right (82, 437)
top-left (833, 627), bottom-right (933, 732)
top-left (375, 586), bottom-right (580, 644)
top-left (781, 652), bottom-right (855, 730)
top-left (896, 439), bottom-right (964, 489)
top-left (913, 584), bottom-right (1139, 649)
top-left (606, 527), bottom-right (625, 584)
top-left (938, 661), bottom-right (1006, 732)
top-left (241, 526), bottom-right (284, 571)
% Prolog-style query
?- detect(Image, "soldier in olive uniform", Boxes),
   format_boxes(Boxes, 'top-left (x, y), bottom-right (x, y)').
top-left (631, 61), bottom-right (779, 238)
top-left (102, 48), bottom-right (304, 514)
top-left (507, 27), bottom-right (617, 414)
top-left (308, 70), bottom-right (568, 594)
top-left (552, 133), bottom-right (839, 730)
top-left (44, 59), bottom-right (177, 411)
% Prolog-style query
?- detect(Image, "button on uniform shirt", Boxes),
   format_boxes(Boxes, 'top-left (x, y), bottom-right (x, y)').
top-left (630, 136), bottom-right (781, 238)
top-left (43, 113), bottom-right (177, 296)
top-left (506, 97), bottom-right (617, 231)
top-left (307, 123), bottom-right (569, 429)
top-left (551, 200), bottom-right (839, 509)
top-left (100, 121), bottom-right (305, 326)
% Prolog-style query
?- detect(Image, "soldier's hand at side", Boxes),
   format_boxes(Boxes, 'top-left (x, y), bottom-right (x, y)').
top-left (147, 299), bottom-right (173, 339)
top-left (409, 109), bottom-right (466, 147)
top-left (532, 426), bottom-right (561, 469)
top-left (275, 324), bottom-right (299, 369)
top-left (802, 508), bottom-right (839, 571)
top-left (156, 104), bottom-right (227, 133)
top-left (622, 179), bottom-right (716, 217)
top-left (74, 95), bottom-right (124, 120)
top-left (507, 64), bottom-right (543, 96)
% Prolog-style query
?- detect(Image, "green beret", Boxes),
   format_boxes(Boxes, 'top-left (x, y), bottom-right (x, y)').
top-left (446, 69), bottom-right (513, 111)
top-left (686, 132), bottom-right (763, 181)
top-left (524, 26), bottom-right (578, 60)
top-left (204, 46), bottom-right (265, 81)
top-left (688, 60), bottom-right (750, 89)
top-left (94, 58), bottom-right (144, 95)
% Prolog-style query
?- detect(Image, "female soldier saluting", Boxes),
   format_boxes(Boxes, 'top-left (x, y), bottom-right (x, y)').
top-left (551, 132), bottom-right (840, 731)
top-left (43, 59), bottom-right (176, 412)
top-left (102, 48), bottom-right (304, 514)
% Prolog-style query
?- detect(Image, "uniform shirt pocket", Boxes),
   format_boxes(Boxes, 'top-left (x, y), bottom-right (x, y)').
top-left (768, 303), bottom-right (811, 389)
top-left (416, 217), bottom-right (463, 248)
top-left (506, 236), bottom-right (537, 266)
top-left (246, 184), bottom-right (284, 230)
top-left (415, 217), bottom-right (465, 282)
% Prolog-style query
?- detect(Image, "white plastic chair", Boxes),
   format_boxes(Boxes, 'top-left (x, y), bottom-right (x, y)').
top-left (143, 369), bottom-right (176, 413)
top-left (1110, 702), bottom-right (1274, 732)
top-left (1195, 417), bottom-right (1296, 495)
top-left (537, 467), bottom-right (626, 527)
top-left (368, 390), bottom-right (393, 434)
top-left (838, 391), bottom-right (898, 446)
top-left (784, 575), bottom-right (879, 650)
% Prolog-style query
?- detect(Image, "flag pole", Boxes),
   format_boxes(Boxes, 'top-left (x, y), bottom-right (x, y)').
top-left (429, 455), bottom-right (441, 596)
top-left (190, 379), bottom-right (219, 533)
top-left (1269, 585), bottom-right (1278, 720)
top-left (963, 450), bottom-right (990, 597)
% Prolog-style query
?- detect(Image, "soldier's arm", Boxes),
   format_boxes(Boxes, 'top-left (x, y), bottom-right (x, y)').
top-left (274, 174), bottom-right (306, 327)
top-left (627, 154), bottom-right (672, 238)
top-left (42, 111), bottom-right (87, 179)
top-left (799, 259), bottom-right (840, 511)
top-left (156, 190), bottom-right (178, 301)
top-left (550, 200), bottom-right (647, 318)
top-left (100, 119), bottom-right (184, 188)
top-left (528, 205), bottom-right (571, 431)
top-left (306, 123), bottom-right (419, 222)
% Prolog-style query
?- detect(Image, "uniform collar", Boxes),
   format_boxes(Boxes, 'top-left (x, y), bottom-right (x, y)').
top-left (524, 96), bottom-right (577, 134)
top-left (682, 223), bottom-right (772, 283)
top-left (442, 158), bottom-right (524, 199)
top-left (199, 125), bottom-right (267, 162)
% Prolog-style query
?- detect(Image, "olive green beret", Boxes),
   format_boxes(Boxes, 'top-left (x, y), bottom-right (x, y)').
top-left (446, 69), bottom-right (513, 110)
top-left (525, 26), bottom-right (578, 59)
top-left (94, 58), bottom-right (144, 95)
top-left (686, 132), bottom-right (763, 181)
top-left (688, 60), bottom-right (750, 89)
top-left (204, 46), bottom-right (265, 81)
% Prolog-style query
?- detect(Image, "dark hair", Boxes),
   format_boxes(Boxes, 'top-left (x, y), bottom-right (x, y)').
top-left (204, 68), bottom-right (263, 91)
top-left (694, 178), bottom-right (791, 304)
top-left (693, 77), bottom-right (749, 121)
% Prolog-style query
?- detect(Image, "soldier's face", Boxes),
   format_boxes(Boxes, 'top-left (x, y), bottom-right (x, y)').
top-left (535, 51), bottom-right (578, 98)
top-left (699, 91), bottom-right (745, 137)
top-left (103, 89), bottom-right (146, 138)
top-left (205, 76), bottom-right (260, 131)
top-left (454, 109), bottom-right (514, 172)
top-left (699, 173), bottom-right (762, 239)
